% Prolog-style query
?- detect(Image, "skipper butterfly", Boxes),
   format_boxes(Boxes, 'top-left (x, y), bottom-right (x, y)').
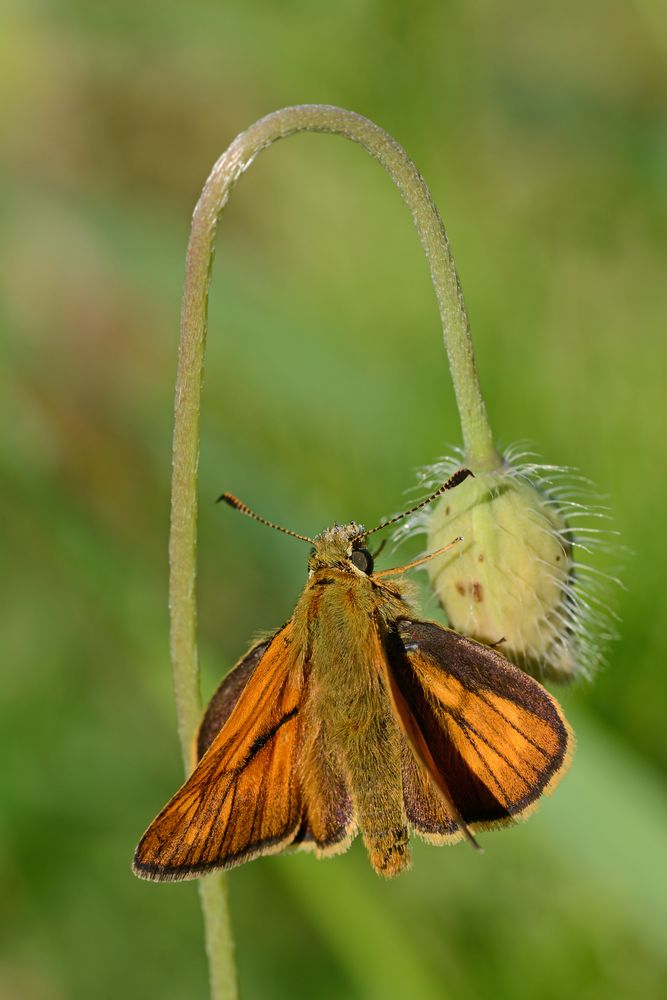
top-left (134, 470), bottom-right (572, 880)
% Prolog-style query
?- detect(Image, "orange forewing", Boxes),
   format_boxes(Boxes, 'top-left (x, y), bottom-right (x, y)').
top-left (133, 624), bottom-right (303, 880)
top-left (389, 619), bottom-right (573, 840)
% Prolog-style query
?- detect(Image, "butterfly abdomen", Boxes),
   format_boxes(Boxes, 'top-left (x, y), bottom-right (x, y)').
top-left (345, 711), bottom-right (410, 877)
top-left (302, 580), bottom-right (411, 877)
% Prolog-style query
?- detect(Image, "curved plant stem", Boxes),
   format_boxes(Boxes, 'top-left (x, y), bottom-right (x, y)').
top-left (169, 103), bottom-right (499, 1000)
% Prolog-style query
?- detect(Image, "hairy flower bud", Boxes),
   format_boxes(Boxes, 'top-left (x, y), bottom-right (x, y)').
top-left (401, 448), bottom-right (615, 681)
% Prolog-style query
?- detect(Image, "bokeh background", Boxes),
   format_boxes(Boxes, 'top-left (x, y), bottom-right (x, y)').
top-left (2, 1), bottom-right (666, 998)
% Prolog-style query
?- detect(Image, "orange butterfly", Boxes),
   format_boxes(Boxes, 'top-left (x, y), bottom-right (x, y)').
top-left (133, 470), bottom-right (573, 881)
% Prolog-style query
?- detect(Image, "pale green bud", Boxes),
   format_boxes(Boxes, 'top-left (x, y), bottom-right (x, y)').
top-left (413, 450), bottom-right (614, 681)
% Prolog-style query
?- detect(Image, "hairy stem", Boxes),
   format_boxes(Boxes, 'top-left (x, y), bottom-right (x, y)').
top-left (169, 103), bottom-right (498, 1000)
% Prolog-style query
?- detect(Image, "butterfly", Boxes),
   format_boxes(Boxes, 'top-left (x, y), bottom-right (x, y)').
top-left (133, 469), bottom-right (573, 881)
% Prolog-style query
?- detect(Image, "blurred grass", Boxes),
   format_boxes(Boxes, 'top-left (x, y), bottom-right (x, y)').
top-left (1, 0), bottom-right (666, 997)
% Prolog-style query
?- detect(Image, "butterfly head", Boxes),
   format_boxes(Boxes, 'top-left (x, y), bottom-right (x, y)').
top-left (309, 522), bottom-right (374, 575)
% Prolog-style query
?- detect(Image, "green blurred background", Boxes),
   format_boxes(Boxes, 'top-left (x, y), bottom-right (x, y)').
top-left (2, 1), bottom-right (666, 998)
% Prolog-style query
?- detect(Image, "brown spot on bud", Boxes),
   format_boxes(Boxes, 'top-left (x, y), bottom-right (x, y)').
top-left (471, 582), bottom-right (484, 603)
top-left (455, 580), bottom-right (466, 596)
top-left (478, 553), bottom-right (484, 562)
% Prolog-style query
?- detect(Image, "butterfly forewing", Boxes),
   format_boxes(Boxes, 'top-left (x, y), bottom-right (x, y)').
top-left (390, 619), bottom-right (572, 839)
top-left (133, 624), bottom-right (303, 880)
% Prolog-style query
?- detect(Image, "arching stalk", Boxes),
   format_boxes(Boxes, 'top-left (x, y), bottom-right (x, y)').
top-left (168, 104), bottom-right (498, 1000)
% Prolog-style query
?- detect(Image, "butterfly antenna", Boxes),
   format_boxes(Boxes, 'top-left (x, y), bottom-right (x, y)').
top-left (361, 468), bottom-right (474, 539)
top-left (218, 493), bottom-right (315, 544)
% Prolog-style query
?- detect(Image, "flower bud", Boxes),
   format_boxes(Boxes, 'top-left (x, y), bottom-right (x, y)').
top-left (418, 451), bottom-right (612, 681)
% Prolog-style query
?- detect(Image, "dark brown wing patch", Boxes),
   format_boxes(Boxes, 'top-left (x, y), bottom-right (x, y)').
top-left (391, 619), bottom-right (573, 840)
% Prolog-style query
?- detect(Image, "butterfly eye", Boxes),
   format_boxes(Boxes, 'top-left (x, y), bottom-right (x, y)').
top-left (350, 547), bottom-right (374, 574)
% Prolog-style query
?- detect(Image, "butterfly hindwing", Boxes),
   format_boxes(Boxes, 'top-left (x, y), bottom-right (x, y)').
top-left (293, 722), bottom-right (357, 855)
top-left (390, 618), bottom-right (573, 840)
